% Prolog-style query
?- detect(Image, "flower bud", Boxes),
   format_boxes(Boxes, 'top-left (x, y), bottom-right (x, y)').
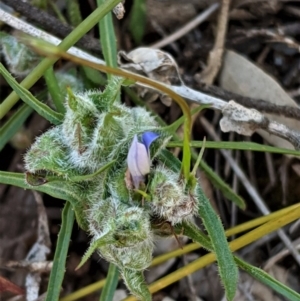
top-left (149, 165), bottom-right (198, 225)
top-left (127, 132), bottom-right (159, 188)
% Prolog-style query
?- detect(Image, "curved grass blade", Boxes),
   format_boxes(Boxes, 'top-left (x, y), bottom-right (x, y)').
top-left (235, 256), bottom-right (300, 301)
top-left (168, 140), bottom-right (300, 156)
top-left (0, 103), bottom-right (33, 151)
top-left (45, 202), bottom-right (74, 301)
top-left (0, 63), bottom-right (63, 125)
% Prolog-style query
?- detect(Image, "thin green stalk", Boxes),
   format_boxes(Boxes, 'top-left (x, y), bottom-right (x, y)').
top-left (0, 0), bottom-right (122, 119)
top-left (99, 264), bottom-right (119, 301)
top-left (168, 140), bottom-right (300, 156)
top-left (45, 202), bottom-right (75, 301)
top-left (66, 0), bottom-right (82, 26)
top-left (129, 0), bottom-right (146, 44)
top-left (44, 67), bottom-right (65, 113)
top-left (97, 0), bottom-right (117, 71)
top-left (95, 3), bottom-right (120, 299)
top-left (0, 104), bottom-right (33, 151)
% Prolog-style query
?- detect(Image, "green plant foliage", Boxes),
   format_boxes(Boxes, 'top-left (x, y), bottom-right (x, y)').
top-left (45, 203), bottom-right (74, 301)
top-left (14, 76), bottom-right (236, 300)
top-left (0, 63), bottom-right (63, 125)
top-left (2, 4), bottom-right (299, 299)
top-left (66, 0), bottom-right (82, 26)
top-left (0, 104), bottom-right (33, 151)
top-left (129, 0), bottom-right (147, 44)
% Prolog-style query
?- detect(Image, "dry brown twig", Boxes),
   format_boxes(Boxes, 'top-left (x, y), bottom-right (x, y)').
top-left (200, 0), bottom-right (231, 85)
top-left (150, 3), bottom-right (220, 49)
top-left (23, 191), bottom-right (51, 301)
top-left (188, 0), bottom-right (231, 137)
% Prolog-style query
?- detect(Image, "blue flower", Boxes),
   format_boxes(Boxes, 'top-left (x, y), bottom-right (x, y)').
top-left (127, 132), bottom-right (159, 188)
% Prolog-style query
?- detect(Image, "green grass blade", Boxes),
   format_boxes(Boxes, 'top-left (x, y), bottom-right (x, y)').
top-left (0, 104), bottom-right (33, 151)
top-left (95, 3), bottom-right (120, 300)
top-left (200, 160), bottom-right (246, 209)
top-left (99, 264), bottom-right (119, 301)
top-left (66, 0), bottom-right (82, 26)
top-left (196, 185), bottom-right (238, 301)
top-left (128, 0), bottom-right (146, 44)
top-left (44, 67), bottom-right (65, 113)
top-left (168, 140), bottom-right (300, 156)
top-left (0, 0), bottom-right (122, 119)
top-left (97, 0), bottom-right (117, 69)
top-left (45, 202), bottom-right (74, 301)
top-left (0, 63), bottom-right (63, 125)
top-left (235, 256), bottom-right (300, 301)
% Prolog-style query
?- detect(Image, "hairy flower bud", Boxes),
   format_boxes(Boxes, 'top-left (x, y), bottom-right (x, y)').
top-left (24, 126), bottom-right (72, 177)
top-left (149, 165), bottom-right (198, 225)
top-left (100, 238), bottom-right (153, 271)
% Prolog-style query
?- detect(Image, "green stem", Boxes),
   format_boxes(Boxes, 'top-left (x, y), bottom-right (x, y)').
top-left (97, 0), bottom-right (117, 70)
top-left (0, 0), bottom-right (122, 119)
top-left (44, 67), bottom-right (65, 113)
top-left (99, 264), bottom-right (119, 301)
top-left (0, 104), bottom-right (33, 151)
top-left (45, 202), bottom-right (74, 301)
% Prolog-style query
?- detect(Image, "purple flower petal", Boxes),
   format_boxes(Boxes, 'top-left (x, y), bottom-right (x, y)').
top-left (127, 135), bottom-right (151, 188)
top-left (141, 132), bottom-right (159, 154)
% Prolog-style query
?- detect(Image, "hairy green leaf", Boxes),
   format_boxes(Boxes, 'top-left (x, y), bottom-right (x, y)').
top-left (0, 63), bottom-right (63, 124)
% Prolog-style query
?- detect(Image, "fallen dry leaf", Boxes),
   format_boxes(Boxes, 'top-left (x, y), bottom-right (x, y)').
top-left (0, 276), bottom-right (24, 295)
top-left (219, 50), bottom-right (300, 150)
